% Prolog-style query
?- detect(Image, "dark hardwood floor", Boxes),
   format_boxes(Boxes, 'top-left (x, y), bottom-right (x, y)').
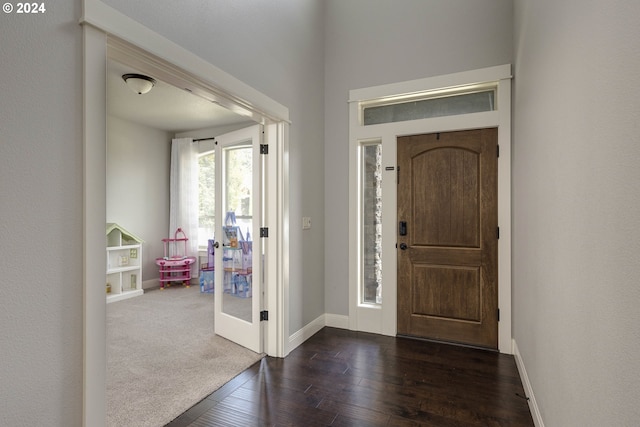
top-left (165, 327), bottom-right (533, 426)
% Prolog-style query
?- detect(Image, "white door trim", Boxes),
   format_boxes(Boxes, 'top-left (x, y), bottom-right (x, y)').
top-left (80, 0), bottom-right (289, 124)
top-left (81, 1), bottom-right (289, 425)
top-left (348, 65), bottom-right (512, 353)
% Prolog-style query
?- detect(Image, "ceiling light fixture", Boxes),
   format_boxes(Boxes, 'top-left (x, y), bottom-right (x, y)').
top-left (122, 73), bottom-right (156, 95)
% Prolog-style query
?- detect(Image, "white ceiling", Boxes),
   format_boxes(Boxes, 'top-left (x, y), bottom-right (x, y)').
top-left (107, 59), bottom-right (251, 133)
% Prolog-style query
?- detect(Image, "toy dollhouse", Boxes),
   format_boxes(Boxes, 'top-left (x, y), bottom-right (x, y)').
top-left (199, 212), bottom-right (254, 297)
top-left (106, 223), bottom-right (144, 303)
top-left (221, 213), bottom-right (252, 298)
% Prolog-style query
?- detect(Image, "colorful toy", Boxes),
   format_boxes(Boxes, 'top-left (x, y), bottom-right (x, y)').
top-left (154, 228), bottom-right (196, 289)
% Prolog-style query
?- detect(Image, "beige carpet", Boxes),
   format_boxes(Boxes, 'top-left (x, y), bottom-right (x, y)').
top-left (107, 285), bottom-right (263, 427)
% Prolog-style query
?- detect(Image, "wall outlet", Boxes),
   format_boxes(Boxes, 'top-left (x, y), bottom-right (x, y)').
top-left (302, 217), bottom-right (312, 229)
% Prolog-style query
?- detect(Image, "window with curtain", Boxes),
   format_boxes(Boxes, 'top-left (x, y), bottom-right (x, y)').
top-left (198, 150), bottom-right (215, 248)
top-left (170, 138), bottom-right (199, 274)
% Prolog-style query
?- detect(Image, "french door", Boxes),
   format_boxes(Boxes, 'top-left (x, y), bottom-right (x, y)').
top-left (214, 125), bottom-right (263, 353)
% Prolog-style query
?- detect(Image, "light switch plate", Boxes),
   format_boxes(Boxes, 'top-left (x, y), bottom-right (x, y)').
top-left (302, 217), bottom-right (312, 229)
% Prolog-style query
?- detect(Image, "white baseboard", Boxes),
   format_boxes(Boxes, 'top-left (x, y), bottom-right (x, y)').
top-left (325, 313), bottom-right (349, 329)
top-left (142, 277), bottom-right (198, 290)
top-left (286, 313), bottom-right (349, 354)
top-left (287, 314), bottom-right (325, 354)
top-left (513, 339), bottom-right (545, 427)
top-left (142, 278), bottom-right (160, 290)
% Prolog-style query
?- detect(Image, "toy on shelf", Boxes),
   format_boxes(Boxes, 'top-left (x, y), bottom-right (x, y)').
top-left (222, 211), bottom-right (253, 298)
top-left (200, 239), bottom-right (215, 293)
top-left (154, 228), bottom-right (196, 289)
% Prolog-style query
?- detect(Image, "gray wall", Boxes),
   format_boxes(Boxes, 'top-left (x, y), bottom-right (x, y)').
top-left (0, 1), bottom-right (84, 425)
top-left (107, 116), bottom-right (171, 285)
top-left (323, 0), bottom-right (514, 315)
top-left (513, 0), bottom-right (640, 425)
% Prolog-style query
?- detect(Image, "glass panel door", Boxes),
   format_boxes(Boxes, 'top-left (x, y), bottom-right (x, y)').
top-left (214, 125), bottom-right (262, 353)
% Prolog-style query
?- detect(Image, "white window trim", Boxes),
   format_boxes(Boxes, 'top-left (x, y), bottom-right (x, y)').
top-left (348, 65), bottom-right (513, 353)
top-left (197, 148), bottom-right (215, 251)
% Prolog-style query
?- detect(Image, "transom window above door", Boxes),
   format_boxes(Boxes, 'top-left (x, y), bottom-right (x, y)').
top-left (360, 83), bottom-right (497, 126)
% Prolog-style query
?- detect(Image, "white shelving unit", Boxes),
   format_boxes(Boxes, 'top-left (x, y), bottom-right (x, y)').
top-left (106, 223), bottom-right (144, 303)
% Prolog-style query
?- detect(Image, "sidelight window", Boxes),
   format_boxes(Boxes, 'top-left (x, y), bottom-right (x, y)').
top-left (361, 141), bottom-right (382, 304)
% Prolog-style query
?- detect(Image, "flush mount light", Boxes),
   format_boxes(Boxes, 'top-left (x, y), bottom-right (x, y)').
top-left (122, 73), bottom-right (156, 95)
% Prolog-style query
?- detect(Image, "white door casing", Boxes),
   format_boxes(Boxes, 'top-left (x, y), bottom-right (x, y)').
top-left (348, 65), bottom-right (513, 353)
top-left (81, 1), bottom-right (289, 425)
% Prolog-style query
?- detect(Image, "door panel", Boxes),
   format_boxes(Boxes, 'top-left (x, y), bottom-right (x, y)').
top-left (412, 265), bottom-right (481, 322)
top-left (214, 125), bottom-right (262, 353)
top-left (397, 128), bottom-right (498, 349)
top-left (414, 147), bottom-right (480, 247)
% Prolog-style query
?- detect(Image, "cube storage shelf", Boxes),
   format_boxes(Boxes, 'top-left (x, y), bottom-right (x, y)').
top-left (106, 223), bottom-right (144, 303)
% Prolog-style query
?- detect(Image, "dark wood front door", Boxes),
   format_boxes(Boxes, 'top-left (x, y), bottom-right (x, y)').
top-left (397, 128), bottom-right (498, 349)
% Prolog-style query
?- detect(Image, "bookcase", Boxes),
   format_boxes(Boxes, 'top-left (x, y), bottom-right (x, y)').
top-left (106, 223), bottom-right (144, 303)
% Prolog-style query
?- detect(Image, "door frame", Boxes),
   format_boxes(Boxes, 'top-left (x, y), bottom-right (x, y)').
top-left (348, 65), bottom-right (512, 353)
top-left (81, 1), bottom-right (289, 425)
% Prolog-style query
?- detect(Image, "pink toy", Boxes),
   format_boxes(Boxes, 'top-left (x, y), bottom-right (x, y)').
top-left (155, 228), bottom-right (196, 289)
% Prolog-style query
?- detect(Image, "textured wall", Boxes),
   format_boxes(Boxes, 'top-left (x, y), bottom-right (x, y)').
top-left (0, 1), bottom-right (84, 426)
top-left (513, 0), bottom-right (640, 424)
top-left (107, 116), bottom-right (171, 284)
top-left (323, 0), bottom-right (514, 315)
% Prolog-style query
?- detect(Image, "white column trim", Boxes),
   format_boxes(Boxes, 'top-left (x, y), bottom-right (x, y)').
top-left (82, 24), bottom-right (107, 427)
top-left (81, 0), bottom-right (290, 423)
top-left (80, 0), bottom-right (289, 124)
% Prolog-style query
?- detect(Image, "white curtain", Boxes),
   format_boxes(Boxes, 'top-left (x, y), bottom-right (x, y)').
top-left (170, 138), bottom-right (199, 275)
